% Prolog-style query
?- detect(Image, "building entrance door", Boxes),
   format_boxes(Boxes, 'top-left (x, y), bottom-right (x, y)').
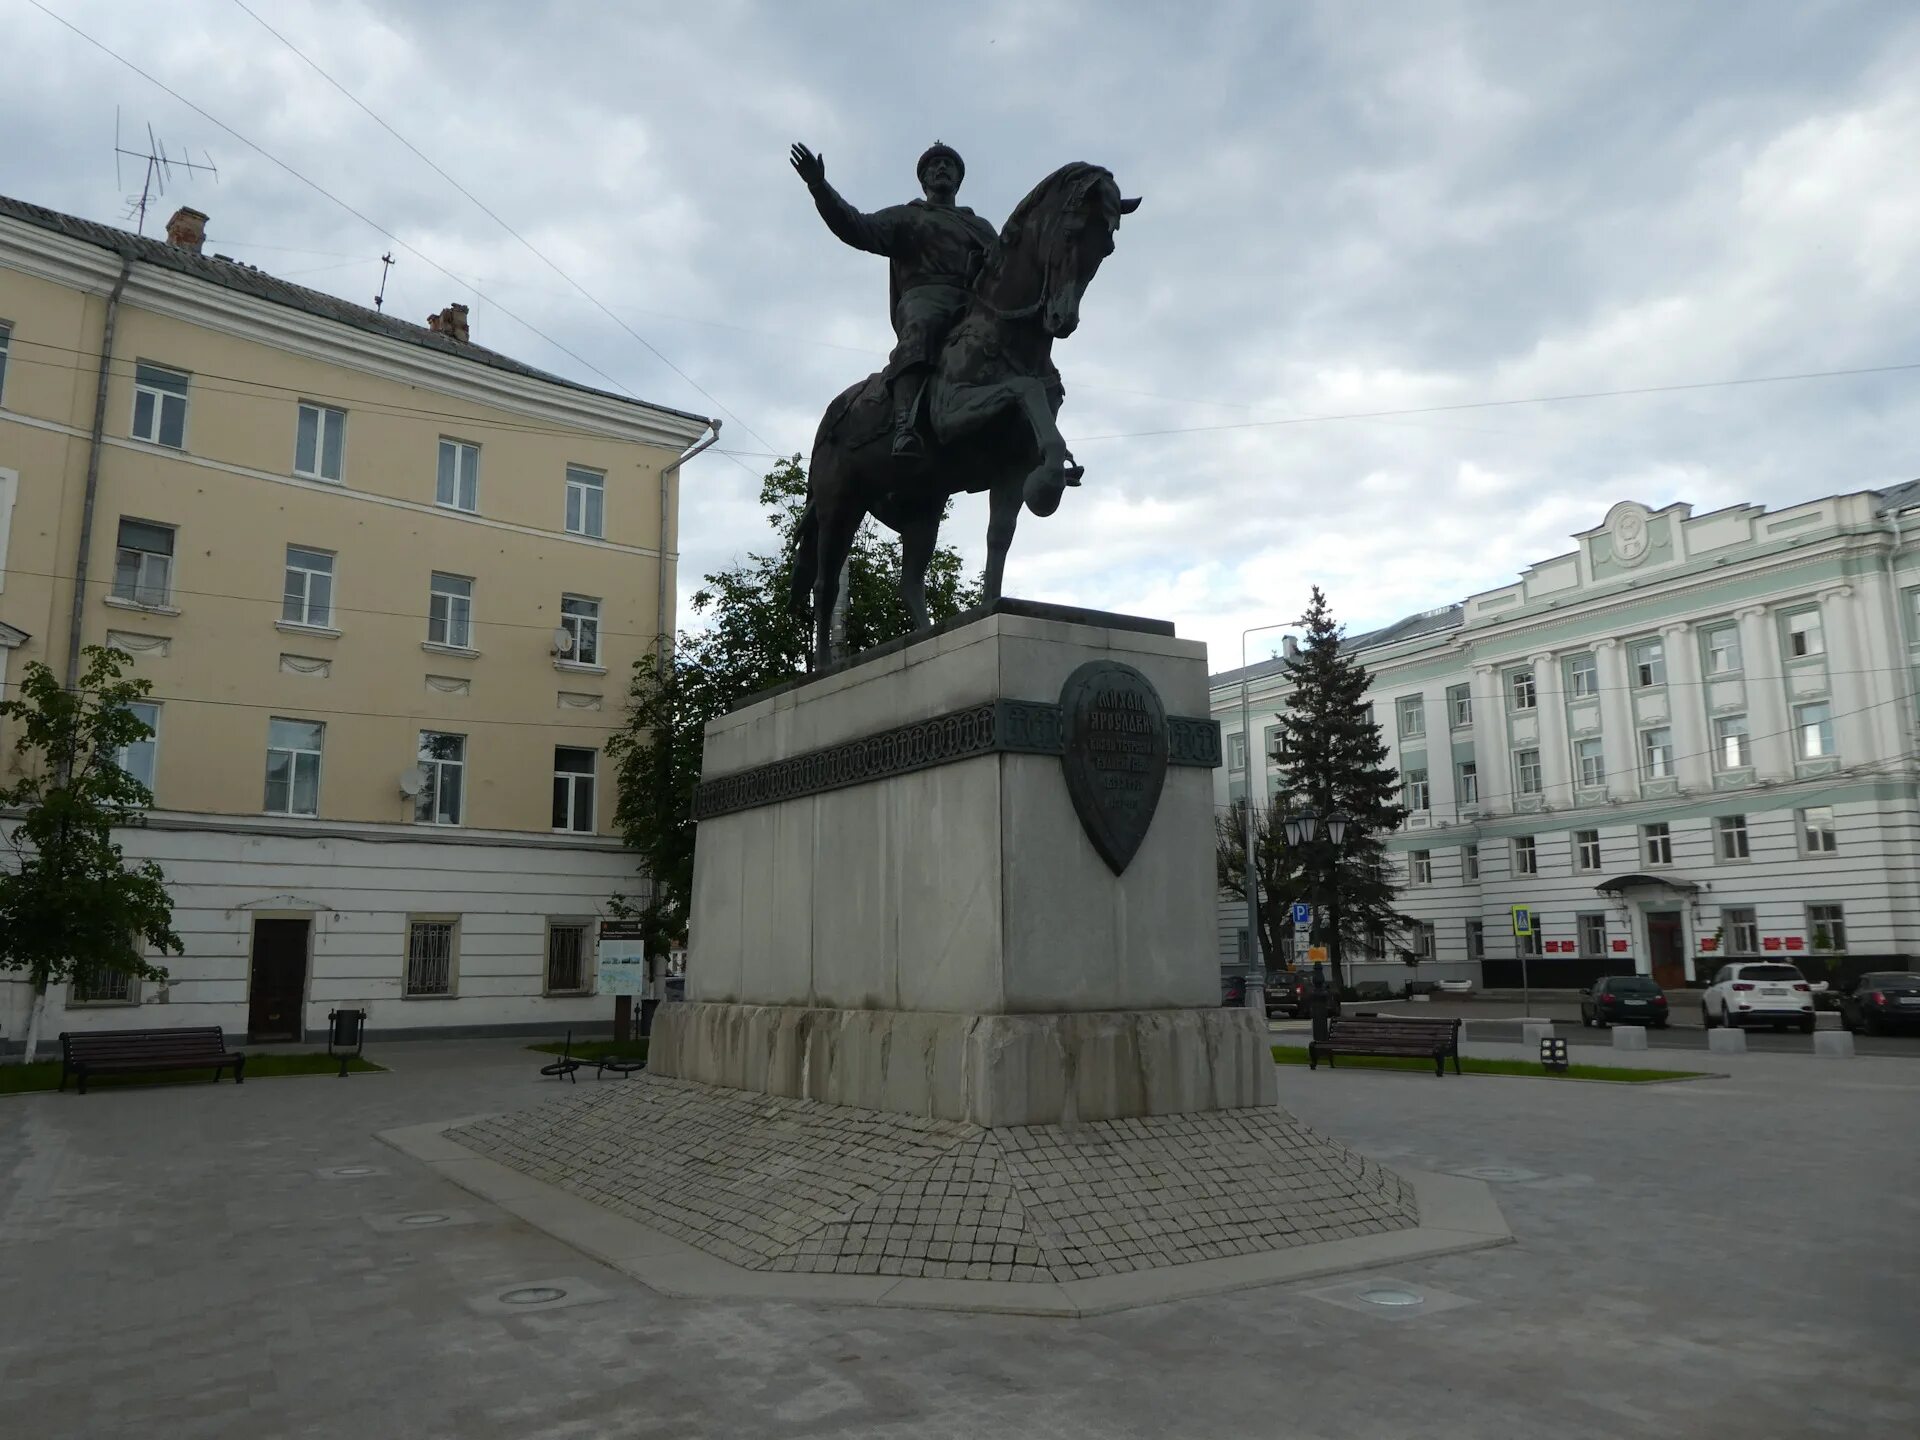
top-left (1647, 910), bottom-right (1685, 989)
top-left (248, 918), bottom-right (310, 1042)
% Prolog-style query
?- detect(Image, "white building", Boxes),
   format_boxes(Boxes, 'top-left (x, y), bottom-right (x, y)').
top-left (1213, 489), bottom-right (1920, 994)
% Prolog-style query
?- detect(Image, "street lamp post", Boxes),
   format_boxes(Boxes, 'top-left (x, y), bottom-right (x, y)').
top-left (1238, 622), bottom-right (1294, 1024)
top-left (1285, 807), bottom-right (1352, 1043)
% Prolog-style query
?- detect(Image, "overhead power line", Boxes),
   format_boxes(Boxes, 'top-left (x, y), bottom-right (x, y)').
top-left (223, 0), bottom-right (774, 458)
top-left (22, 0), bottom-right (754, 468)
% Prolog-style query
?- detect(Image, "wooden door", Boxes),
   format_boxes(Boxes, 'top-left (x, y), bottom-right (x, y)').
top-left (1647, 911), bottom-right (1685, 989)
top-left (248, 918), bottom-right (310, 1042)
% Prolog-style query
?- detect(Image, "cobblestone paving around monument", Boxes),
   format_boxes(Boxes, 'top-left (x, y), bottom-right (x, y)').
top-left (449, 1075), bottom-right (1416, 1283)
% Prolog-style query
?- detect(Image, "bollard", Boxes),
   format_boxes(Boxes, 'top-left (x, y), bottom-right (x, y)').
top-left (1612, 1025), bottom-right (1649, 1052)
top-left (1708, 1026), bottom-right (1747, 1055)
top-left (1522, 1022), bottom-right (1555, 1049)
top-left (1813, 1030), bottom-right (1855, 1058)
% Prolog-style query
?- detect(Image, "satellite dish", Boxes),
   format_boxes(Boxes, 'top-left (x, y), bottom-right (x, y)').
top-left (398, 765), bottom-right (427, 798)
top-left (551, 626), bottom-right (574, 656)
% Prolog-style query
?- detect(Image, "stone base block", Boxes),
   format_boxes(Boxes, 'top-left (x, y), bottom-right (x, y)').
top-left (1522, 1022), bottom-right (1555, 1048)
top-left (1611, 1025), bottom-right (1649, 1051)
top-left (1708, 1027), bottom-right (1748, 1054)
top-left (649, 1000), bottom-right (1277, 1127)
top-left (1813, 1030), bottom-right (1856, 1058)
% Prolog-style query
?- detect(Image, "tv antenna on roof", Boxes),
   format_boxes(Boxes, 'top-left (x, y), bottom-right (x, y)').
top-left (114, 107), bottom-right (218, 235)
top-left (374, 252), bottom-right (396, 311)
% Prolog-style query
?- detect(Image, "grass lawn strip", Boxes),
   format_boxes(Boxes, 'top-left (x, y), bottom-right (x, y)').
top-left (0, 1052), bottom-right (384, 1095)
top-left (1272, 1044), bottom-right (1704, 1083)
top-left (528, 1039), bottom-right (649, 1064)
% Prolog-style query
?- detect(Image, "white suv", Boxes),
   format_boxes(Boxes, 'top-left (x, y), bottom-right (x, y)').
top-left (1702, 962), bottom-right (1817, 1033)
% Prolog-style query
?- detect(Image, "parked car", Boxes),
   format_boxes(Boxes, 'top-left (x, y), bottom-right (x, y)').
top-left (1701, 962), bottom-right (1816, 1032)
top-left (1835, 971), bottom-right (1920, 1035)
top-left (1578, 975), bottom-right (1670, 1028)
top-left (1266, 969), bottom-right (1343, 1020)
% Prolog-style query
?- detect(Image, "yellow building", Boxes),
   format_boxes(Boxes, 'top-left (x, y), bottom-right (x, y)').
top-left (0, 196), bottom-right (714, 1044)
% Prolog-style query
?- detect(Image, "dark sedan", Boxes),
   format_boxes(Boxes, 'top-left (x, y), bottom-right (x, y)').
top-left (1836, 972), bottom-right (1920, 1035)
top-left (1579, 975), bottom-right (1671, 1028)
top-left (1266, 970), bottom-right (1342, 1020)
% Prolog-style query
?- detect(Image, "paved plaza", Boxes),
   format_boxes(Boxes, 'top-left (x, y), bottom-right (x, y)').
top-left (2, 1038), bottom-right (1915, 1439)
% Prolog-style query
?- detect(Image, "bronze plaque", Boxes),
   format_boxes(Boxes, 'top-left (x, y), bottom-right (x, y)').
top-left (1058, 660), bottom-right (1168, 874)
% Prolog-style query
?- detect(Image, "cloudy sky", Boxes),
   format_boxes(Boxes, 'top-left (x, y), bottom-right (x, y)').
top-left (8, 0), bottom-right (1919, 670)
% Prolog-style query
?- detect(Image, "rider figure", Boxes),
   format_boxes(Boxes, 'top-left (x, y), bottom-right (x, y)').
top-left (790, 140), bottom-right (999, 461)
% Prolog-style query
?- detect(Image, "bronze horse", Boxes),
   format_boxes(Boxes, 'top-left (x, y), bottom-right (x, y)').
top-left (789, 163), bottom-right (1139, 665)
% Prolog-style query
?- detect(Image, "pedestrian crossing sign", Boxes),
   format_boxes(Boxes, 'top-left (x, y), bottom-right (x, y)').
top-left (1511, 905), bottom-right (1533, 937)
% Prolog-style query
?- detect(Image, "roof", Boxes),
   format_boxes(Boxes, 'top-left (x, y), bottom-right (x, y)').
top-left (1875, 478), bottom-right (1920, 515)
top-left (1211, 604), bottom-right (1464, 690)
top-left (0, 194), bottom-right (710, 428)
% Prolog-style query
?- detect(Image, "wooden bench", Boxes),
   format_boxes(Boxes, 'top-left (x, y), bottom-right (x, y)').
top-left (59, 1027), bottom-right (246, 1095)
top-left (1308, 1016), bottom-right (1462, 1077)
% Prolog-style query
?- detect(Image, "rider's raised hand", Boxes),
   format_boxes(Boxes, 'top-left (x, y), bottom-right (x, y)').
top-left (789, 143), bottom-right (826, 188)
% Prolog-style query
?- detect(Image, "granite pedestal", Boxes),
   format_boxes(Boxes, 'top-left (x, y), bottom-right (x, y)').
top-left (651, 601), bottom-right (1275, 1125)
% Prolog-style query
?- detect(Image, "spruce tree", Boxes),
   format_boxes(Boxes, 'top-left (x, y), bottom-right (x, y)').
top-left (1272, 586), bottom-right (1409, 991)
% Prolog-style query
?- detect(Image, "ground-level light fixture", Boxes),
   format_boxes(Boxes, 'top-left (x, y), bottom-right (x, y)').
top-left (1540, 1036), bottom-right (1570, 1073)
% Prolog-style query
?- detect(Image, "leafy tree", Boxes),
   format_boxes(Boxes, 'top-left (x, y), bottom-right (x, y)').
top-left (1215, 796), bottom-right (1300, 975)
top-left (1269, 586), bottom-right (1409, 992)
top-left (1, 646), bottom-right (181, 1063)
top-left (605, 457), bottom-right (979, 956)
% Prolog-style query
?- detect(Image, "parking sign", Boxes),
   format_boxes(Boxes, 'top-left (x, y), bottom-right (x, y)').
top-left (1290, 901), bottom-right (1312, 927)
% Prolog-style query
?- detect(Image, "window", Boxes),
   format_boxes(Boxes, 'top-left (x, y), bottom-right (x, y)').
top-left (1794, 702), bottom-right (1834, 759)
top-left (1631, 639), bottom-right (1666, 688)
top-left (436, 438), bottom-right (479, 511)
top-left (1448, 683), bottom-right (1472, 728)
top-left (1514, 748), bottom-right (1542, 796)
top-left (1786, 610), bottom-right (1824, 658)
top-left (1575, 738), bottom-right (1606, 789)
top-left (294, 402), bottom-right (345, 481)
top-left (1512, 835), bottom-right (1538, 875)
top-left (264, 718), bottom-right (324, 817)
top-left (559, 594), bottom-right (600, 666)
top-left (1264, 724), bottom-right (1285, 767)
top-left (1705, 625), bottom-right (1742, 675)
top-left (1463, 843), bottom-right (1479, 881)
top-left (565, 465), bottom-right (605, 538)
top-left (1410, 921), bottom-right (1435, 960)
top-left (545, 921), bottom-right (591, 994)
top-left (115, 701), bottom-right (160, 791)
top-left (1714, 715), bottom-right (1751, 770)
top-left (405, 918), bottom-right (457, 997)
top-left (282, 546), bottom-right (335, 628)
top-left (1799, 805), bottom-right (1837, 854)
top-left (1409, 849), bottom-right (1432, 885)
top-left (1806, 903), bottom-right (1848, 954)
top-left (131, 362), bottom-right (188, 447)
top-left (1567, 653), bottom-right (1598, 698)
top-left (1466, 919), bottom-right (1485, 959)
top-left (1575, 828), bottom-right (1602, 871)
top-left (71, 961), bottom-right (137, 1005)
top-left (428, 572), bottom-right (473, 649)
top-left (1640, 727), bottom-right (1674, 780)
top-left (416, 731), bottom-right (466, 825)
top-left (553, 746), bottom-right (597, 833)
top-left (1643, 822), bottom-right (1672, 866)
top-left (1519, 928), bottom-right (1543, 958)
top-left (112, 519), bottom-right (174, 606)
top-left (1403, 767), bottom-right (1430, 812)
top-left (1397, 695), bottom-right (1425, 738)
top-left (1724, 907), bottom-right (1759, 955)
top-left (1716, 814), bottom-right (1750, 861)
top-left (0, 320), bottom-right (10, 402)
top-left (1455, 760), bottom-right (1478, 805)
top-left (1578, 913), bottom-right (1608, 956)
top-left (1509, 669), bottom-right (1536, 710)
top-left (1228, 732), bottom-right (1247, 772)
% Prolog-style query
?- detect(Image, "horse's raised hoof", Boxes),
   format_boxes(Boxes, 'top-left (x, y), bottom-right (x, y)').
top-left (1024, 464), bottom-right (1067, 517)
top-left (1064, 463), bottom-right (1084, 485)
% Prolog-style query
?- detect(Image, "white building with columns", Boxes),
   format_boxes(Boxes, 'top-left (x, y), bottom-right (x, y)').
top-left (1212, 486), bottom-right (1920, 993)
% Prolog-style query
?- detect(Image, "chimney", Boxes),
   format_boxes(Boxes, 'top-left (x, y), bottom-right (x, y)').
top-left (427, 303), bottom-right (470, 343)
top-left (1282, 636), bottom-right (1301, 660)
top-left (165, 207), bottom-right (208, 254)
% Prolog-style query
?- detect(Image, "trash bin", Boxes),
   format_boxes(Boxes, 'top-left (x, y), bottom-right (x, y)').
top-left (327, 1008), bottom-right (367, 1077)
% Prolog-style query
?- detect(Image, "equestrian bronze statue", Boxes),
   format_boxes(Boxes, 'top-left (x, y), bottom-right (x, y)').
top-left (787, 141), bottom-right (1139, 665)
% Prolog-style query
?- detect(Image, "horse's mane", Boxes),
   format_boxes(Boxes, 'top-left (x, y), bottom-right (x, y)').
top-left (998, 162), bottom-right (1116, 250)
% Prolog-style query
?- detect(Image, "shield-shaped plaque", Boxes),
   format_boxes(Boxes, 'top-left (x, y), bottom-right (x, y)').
top-left (1058, 660), bottom-right (1168, 874)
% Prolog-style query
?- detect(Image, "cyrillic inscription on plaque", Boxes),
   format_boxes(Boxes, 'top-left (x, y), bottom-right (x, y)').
top-left (1058, 660), bottom-right (1169, 874)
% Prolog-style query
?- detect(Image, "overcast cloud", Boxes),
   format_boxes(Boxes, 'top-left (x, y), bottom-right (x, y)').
top-left (7, 0), bottom-right (1919, 670)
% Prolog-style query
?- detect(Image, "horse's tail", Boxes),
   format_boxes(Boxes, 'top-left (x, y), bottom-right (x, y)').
top-left (788, 497), bottom-right (819, 622)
